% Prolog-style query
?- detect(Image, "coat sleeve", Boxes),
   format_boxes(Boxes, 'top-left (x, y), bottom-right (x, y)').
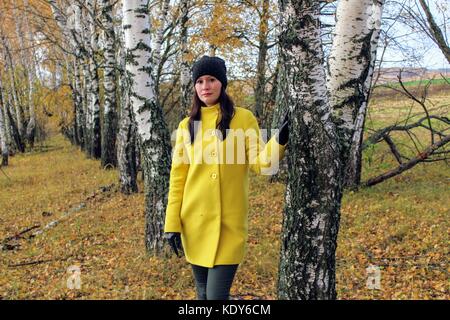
top-left (246, 112), bottom-right (287, 175)
top-left (164, 119), bottom-right (190, 233)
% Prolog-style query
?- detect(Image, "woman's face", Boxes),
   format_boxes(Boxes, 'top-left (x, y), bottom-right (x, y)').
top-left (195, 75), bottom-right (222, 106)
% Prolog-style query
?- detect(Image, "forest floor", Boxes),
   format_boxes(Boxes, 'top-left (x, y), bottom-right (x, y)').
top-left (0, 89), bottom-right (449, 300)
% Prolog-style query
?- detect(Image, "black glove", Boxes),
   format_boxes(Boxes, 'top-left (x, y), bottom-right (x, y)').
top-left (276, 111), bottom-right (289, 145)
top-left (164, 232), bottom-right (182, 257)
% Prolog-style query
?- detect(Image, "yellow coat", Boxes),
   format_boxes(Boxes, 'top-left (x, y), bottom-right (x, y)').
top-left (164, 103), bottom-right (286, 268)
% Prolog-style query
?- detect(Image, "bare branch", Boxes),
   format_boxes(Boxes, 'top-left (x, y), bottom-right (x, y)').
top-left (364, 134), bottom-right (450, 187)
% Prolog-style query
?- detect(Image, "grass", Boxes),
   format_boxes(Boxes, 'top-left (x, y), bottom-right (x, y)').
top-left (374, 77), bottom-right (450, 89)
top-left (0, 87), bottom-right (448, 300)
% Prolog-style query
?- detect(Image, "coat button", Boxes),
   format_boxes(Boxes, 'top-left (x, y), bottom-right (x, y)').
top-left (211, 151), bottom-right (216, 157)
top-left (211, 173), bottom-right (217, 179)
top-left (211, 130), bottom-right (216, 136)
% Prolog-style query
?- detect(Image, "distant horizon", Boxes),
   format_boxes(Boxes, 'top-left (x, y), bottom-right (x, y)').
top-left (375, 66), bottom-right (450, 71)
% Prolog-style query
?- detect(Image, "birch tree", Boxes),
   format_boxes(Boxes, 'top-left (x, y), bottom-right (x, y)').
top-left (116, 0), bottom-right (138, 194)
top-left (82, 58), bottom-right (91, 154)
top-left (100, 0), bottom-right (118, 168)
top-left (48, 0), bottom-right (86, 150)
top-left (122, 0), bottom-right (172, 253)
top-left (0, 77), bottom-right (8, 166)
top-left (73, 58), bottom-right (84, 147)
top-left (327, 0), bottom-right (384, 188)
top-left (68, 2), bottom-right (85, 149)
top-left (254, 0), bottom-right (270, 124)
top-left (117, 77), bottom-right (138, 193)
top-left (3, 92), bottom-right (22, 153)
top-left (277, 0), bottom-right (343, 300)
top-left (277, 0), bottom-right (388, 299)
top-left (179, 0), bottom-right (191, 119)
top-left (87, 0), bottom-right (102, 159)
top-left (22, 0), bottom-right (38, 148)
top-left (152, 0), bottom-right (171, 91)
top-left (1, 37), bottom-right (26, 149)
top-left (11, 1), bottom-right (31, 141)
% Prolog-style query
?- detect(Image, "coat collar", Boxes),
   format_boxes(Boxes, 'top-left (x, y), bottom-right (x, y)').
top-left (201, 102), bottom-right (220, 112)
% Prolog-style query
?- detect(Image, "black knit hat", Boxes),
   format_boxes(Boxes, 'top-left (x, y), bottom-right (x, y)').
top-left (192, 55), bottom-right (228, 89)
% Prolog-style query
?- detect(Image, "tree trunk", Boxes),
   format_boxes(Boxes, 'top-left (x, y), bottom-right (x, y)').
top-left (12, 3), bottom-right (28, 75)
top-left (153, 0), bottom-right (171, 97)
top-left (23, 0), bottom-right (37, 149)
top-left (0, 80), bottom-right (9, 166)
top-left (69, 1), bottom-right (86, 149)
top-left (327, 0), bottom-right (384, 189)
top-left (117, 76), bottom-right (138, 194)
top-left (2, 95), bottom-right (14, 154)
top-left (100, 0), bottom-right (118, 168)
top-left (80, 2), bottom-right (93, 157)
top-left (66, 57), bottom-right (79, 146)
top-left (73, 58), bottom-right (85, 148)
top-left (82, 59), bottom-right (91, 155)
top-left (179, 0), bottom-right (191, 120)
top-left (48, 0), bottom-right (86, 148)
top-left (277, 0), bottom-right (343, 300)
top-left (122, 0), bottom-right (172, 254)
top-left (87, 0), bottom-right (101, 159)
top-left (4, 96), bottom-right (25, 153)
top-left (25, 72), bottom-right (36, 149)
top-left (2, 39), bottom-right (26, 145)
top-left (117, 2), bottom-right (138, 194)
top-left (269, 58), bottom-right (288, 183)
top-left (254, 0), bottom-right (269, 125)
top-left (12, 2), bottom-right (32, 147)
top-left (0, 78), bottom-right (13, 155)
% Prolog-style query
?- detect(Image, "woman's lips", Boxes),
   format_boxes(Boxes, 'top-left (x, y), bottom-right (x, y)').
top-left (202, 93), bottom-right (212, 97)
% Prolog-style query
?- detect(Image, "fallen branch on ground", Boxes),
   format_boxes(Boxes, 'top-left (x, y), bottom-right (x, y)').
top-left (363, 134), bottom-right (450, 187)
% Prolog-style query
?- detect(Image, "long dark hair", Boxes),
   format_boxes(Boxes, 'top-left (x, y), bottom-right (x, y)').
top-left (188, 87), bottom-right (235, 144)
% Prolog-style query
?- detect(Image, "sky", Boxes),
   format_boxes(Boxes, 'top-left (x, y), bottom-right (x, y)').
top-left (320, 0), bottom-right (450, 70)
top-left (378, 0), bottom-right (449, 70)
top-left (381, 30), bottom-right (449, 69)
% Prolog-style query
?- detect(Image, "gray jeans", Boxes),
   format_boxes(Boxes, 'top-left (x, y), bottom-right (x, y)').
top-left (191, 264), bottom-right (239, 300)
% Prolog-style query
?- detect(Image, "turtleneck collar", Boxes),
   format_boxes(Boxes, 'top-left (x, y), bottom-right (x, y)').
top-left (201, 102), bottom-right (220, 112)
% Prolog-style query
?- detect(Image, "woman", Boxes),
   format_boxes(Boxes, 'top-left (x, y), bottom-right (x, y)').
top-left (164, 55), bottom-right (289, 300)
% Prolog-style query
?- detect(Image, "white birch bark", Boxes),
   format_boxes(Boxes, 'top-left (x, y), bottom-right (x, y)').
top-left (48, 0), bottom-right (86, 148)
top-left (23, 0), bottom-right (37, 147)
top-left (12, 4), bottom-right (28, 75)
top-left (3, 89), bottom-right (23, 153)
top-left (0, 107), bottom-right (8, 166)
top-left (116, 1), bottom-right (138, 193)
top-left (74, 2), bottom-right (86, 149)
top-left (2, 38), bottom-right (25, 143)
top-left (153, 0), bottom-right (171, 72)
top-left (3, 105), bottom-right (13, 153)
top-left (254, 0), bottom-right (270, 124)
top-left (87, 0), bottom-right (102, 159)
top-left (327, 0), bottom-right (384, 187)
top-left (100, 0), bottom-right (118, 168)
top-left (0, 78), bottom-right (8, 166)
top-left (82, 58), bottom-right (91, 155)
top-left (78, 3), bottom-right (93, 155)
top-left (122, 0), bottom-right (172, 254)
top-left (179, 0), bottom-right (191, 118)
top-left (73, 58), bottom-right (84, 146)
top-left (277, 0), bottom-right (342, 300)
